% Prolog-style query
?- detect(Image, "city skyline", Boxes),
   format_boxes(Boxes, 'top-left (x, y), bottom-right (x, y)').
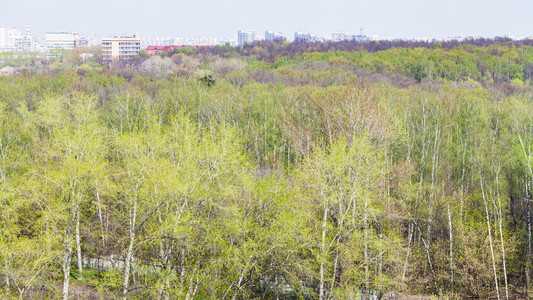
top-left (3, 0), bottom-right (533, 41)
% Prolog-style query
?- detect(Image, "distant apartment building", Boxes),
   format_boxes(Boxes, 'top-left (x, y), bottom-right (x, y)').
top-left (0, 27), bottom-right (21, 52)
top-left (332, 31), bottom-right (369, 42)
top-left (0, 26), bottom-right (36, 53)
top-left (238, 30), bottom-right (255, 46)
top-left (332, 32), bottom-right (349, 42)
top-left (19, 24), bottom-right (36, 52)
top-left (352, 34), bottom-right (370, 42)
top-left (46, 32), bottom-right (80, 50)
top-left (77, 39), bottom-right (89, 47)
top-left (294, 32), bottom-right (315, 42)
top-left (101, 34), bottom-right (141, 62)
top-left (265, 30), bottom-right (286, 42)
top-left (15, 35), bottom-right (35, 52)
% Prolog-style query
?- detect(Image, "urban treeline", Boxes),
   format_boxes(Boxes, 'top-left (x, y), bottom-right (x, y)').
top-left (2, 39), bottom-right (533, 299)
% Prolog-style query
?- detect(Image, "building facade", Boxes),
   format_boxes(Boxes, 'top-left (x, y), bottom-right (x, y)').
top-left (332, 31), bottom-right (370, 42)
top-left (15, 35), bottom-right (35, 52)
top-left (46, 32), bottom-right (80, 50)
top-left (332, 32), bottom-right (349, 42)
top-left (0, 27), bottom-right (36, 53)
top-left (265, 30), bottom-right (286, 42)
top-left (294, 32), bottom-right (314, 42)
top-left (237, 30), bottom-right (255, 46)
top-left (0, 27), bottom-right (22, 52)
top-left (102, 34), bottom-right (141, 62)
top-left (0, 66), bottom-right (15, 76)
top-left (146, 45), bottom-right (182, 56)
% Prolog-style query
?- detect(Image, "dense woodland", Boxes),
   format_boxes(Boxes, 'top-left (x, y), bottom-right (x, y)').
top-left (3, 39), bottom-right (533, 298)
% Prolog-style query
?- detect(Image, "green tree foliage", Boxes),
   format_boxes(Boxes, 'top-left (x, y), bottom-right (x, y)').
top-left (4, 42), bottom-right (533, 299)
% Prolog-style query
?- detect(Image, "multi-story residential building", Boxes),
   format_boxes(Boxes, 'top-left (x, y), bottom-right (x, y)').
top-left (0, 27), bottom-right (22, 52)
top-left (101, 34), bottom-right (141, 62)
top-left (46, 32), bottom-right (80, 50)
top-left (237, 30), bottom-right (255, 46)
top-left (351, 34), bottom-right (370, 42)
top-left (19, 24), bottom-right (36, 52)
top-left (265, 30), bottom-right (286, 42)
top-left (15, 35), bottom-right (35, 52)
top-left (332, 31), bottom-right (370, 42)
top-left (0, 26), bottom-right (36, 53)
top-left (332, 32), bottom-right (349, 42)
top-left (77, 39), bottom-right (89, 47)
top-left (294, 32), bottom-right (315, 42)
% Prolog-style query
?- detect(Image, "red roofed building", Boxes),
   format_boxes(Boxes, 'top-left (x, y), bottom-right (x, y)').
top-left (0, 66), bottom-right (16, 76)
top-left (146, 45), bottom-right (180, 56)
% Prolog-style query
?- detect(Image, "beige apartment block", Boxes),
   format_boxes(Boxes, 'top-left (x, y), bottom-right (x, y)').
top-left (102, 34), bottom-right (141, 62)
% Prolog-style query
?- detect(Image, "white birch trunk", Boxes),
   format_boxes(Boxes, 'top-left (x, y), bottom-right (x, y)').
top-left (62, 204), bottom-right (78, 300)
top-left (123, 199), bottom-right (137, 297)
top-left (5, 260), bottom-right (9, 288)
top-left (495, 172), bottom-right (508, 300)
top-left (480, 177), bottom-right (501, 300)
top-left (447, 204), bottom-right (454, 293)
top-left (76, 210), bottom-right (83, 281)
top-left (527, 180), bottom-right (531, 297)
top-left (96, 188), bottom-right (106, 248)
top-left (319, 202), bottom-right (328, 300)
top-left (402, 222), bottom-right (414, 284)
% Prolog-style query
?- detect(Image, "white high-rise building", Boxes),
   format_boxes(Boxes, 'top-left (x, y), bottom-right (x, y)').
top-left (0, 27), bottom-right (22, 52)
top-left (332, 32), bottom-right (350, 41)
top-left (46, 32), bottom-right (80, 50)
top-left (238, 30), bottom-right (255, 46)
top-left (294, 32), bottom-right (315, 42)
top-left (15, 35), bottom-right (35, 52)
top-left (0, 26), bottom-right (35, 53)
top-left (265, 30), bottom-right (286, 42)
top-left (332, 30), bottom-right (370, 42)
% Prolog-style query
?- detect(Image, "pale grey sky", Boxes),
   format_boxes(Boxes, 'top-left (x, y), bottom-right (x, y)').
top-left (2, 0), bottom-right (532, 39)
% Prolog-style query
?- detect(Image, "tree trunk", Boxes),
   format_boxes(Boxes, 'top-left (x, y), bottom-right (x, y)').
top-left (447, 204), bottom-right (454, 293)
top-left (180, 247), bottom-right (186, 285)
top-left (123, 199), bottom-right (137, 298)
top-left (319, 202), bottom-right (328, 300)
top-left (495, 172), bottom-right (508, 300)
top-left (76, 210), bottom-right (83, 281)
top-left (427, 126), bottom-right (440, 249)
top-left (5, 260), bottom-right (9, 288)
top-left (527, 180), bottom-right (532, 298)
top-left (402, 222), bottom-right (414, 284)
top-left (415, 221), bottom-right (438, 295)
top-left (158, 240), bottom-right (173, 300)
top-left (62, 204), bottom-right (78, 300)
top-left (364, 203), bottom-right (370, 296)
top-left (480, 177), bottom-right (501, 300)
top-left (231, 268), bottom-right (246, 300)
top-left (518, 133), bottom-right (532, 298)
top-left (460, 140), bottom-right (467, 220)
top-left (96, 188), bottom-right (106, 248)
top-left (330, 248), bottom-right (339, 294)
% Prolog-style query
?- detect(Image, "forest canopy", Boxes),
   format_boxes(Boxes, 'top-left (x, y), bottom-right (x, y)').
top-left (1, 40), bottom-right (533, 299)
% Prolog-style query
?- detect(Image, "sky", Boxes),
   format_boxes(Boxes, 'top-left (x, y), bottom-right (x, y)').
top-left (2, 0), bottom-right (533, 40)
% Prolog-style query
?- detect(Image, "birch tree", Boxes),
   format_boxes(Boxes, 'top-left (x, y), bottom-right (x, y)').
top-left (31, 93), bottom-right (106, 300)
top-left (294, 137), bottom-right (402, 299)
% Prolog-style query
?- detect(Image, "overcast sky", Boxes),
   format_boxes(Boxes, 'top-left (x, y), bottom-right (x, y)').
top-left (2, 0), bottom-right (532, 40)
